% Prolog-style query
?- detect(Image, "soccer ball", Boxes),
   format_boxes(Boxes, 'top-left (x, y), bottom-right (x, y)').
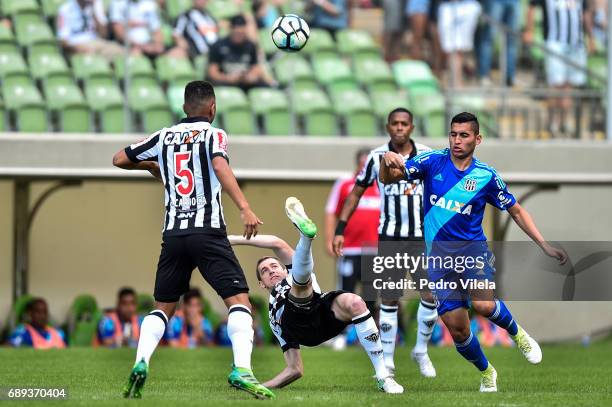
top-left (271, 14), bottom-right (310, 52)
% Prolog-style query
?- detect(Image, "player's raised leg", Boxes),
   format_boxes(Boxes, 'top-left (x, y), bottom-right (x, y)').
top-left (441, 306), bottom-right (497, 392)
top-left (472, 298), bottom-right (542, 364)
top-left (123, 303), bottom-right (175, 398)
top-left (332, 293), bottom-right (404, 394)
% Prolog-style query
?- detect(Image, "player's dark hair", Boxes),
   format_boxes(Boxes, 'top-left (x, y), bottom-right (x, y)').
top-left (355, 148), bottom-right (370, 165)
top-left (451, 112), bottom-right (479, 134)
top-left (183, 288), bottom-right (202, 304)
top-left (255, 256), bottom-right (286, 281)
top-left (118, 287), bottom-right (136, 300)
top-left (184, 81), bottom-right (215, 110)
top-left (387, 107), bottom-right (413, 124)
top-left (230, 14), bottom-right (247, 27)
top-left (25, 297), bottom-right (46, 312)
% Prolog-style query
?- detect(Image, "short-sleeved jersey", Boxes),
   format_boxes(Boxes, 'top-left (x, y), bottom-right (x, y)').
top-left (404, 148), bottom-right (516, 244)
top-left (268, 271), bottom-right (321, 351)
top-left (325, 175), bottom-right (379, 254)
top-left (124, 117), bottom-right (230, 236)
top-left (208, 37), bottom-right (258, 75)
top-left (57, 0), bottom-right (98, 45)
top-left (109, 0), bottom-right (161, 45)
top-left (356, 140), bottom-right (431, 239)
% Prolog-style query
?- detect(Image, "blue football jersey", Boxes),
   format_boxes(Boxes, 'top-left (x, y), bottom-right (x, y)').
top-left (404, 148), bottom-right (516, 244)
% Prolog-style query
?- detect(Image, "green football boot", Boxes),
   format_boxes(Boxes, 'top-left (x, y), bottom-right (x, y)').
top-left (122, 358), bottom-right (148, 399)
top-left (285, 197), bottom-right (318, 238)
top-left (228, 366), bottom-right (276, 400)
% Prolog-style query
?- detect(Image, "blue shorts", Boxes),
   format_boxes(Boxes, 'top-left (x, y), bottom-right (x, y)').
top-left (428, 251), bottom-right (496, 316)
top-left (406, 0), bottom-right (431, 16)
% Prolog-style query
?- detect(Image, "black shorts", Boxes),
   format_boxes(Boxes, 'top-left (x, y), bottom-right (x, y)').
top-left (281, 290), bottom-right (349, 347)
top-left (154, 232), bottom-right (249, 302)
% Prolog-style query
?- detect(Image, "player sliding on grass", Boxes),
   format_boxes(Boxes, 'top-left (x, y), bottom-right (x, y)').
top-left (380, 112), bottom-right (568, 392)
top-left (229, 197), bottom-right (404, 394)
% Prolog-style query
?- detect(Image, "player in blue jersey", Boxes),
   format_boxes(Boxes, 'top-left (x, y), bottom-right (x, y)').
top-left (379, 112), bottom-right (567, 392)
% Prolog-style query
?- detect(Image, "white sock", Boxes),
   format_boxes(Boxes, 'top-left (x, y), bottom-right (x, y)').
top-left (379, 304), bottom-right (398, 369)
top-left (135, 310), bottom-right (168, 365)
top-left (353, 311), bottom-right (389, 380)
top-left (227, 305), bottom-right (254, 370)
top-left (291, 234), bottom-right (313, 285)
top-left (414, 300), bottom-right (438, 354)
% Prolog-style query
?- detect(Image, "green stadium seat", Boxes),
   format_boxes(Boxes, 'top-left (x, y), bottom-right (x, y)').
top-left (410, 91), bottom-right (445, 138)
top-left (71, 54), bottom-right (114, 81)
top-left (259, 28), bottom-right (278, 55)
top-left (44, 76), bottom-right (91, 132)
top-left (84, 79), bottom-right (126, 132)
top-left (215, 86), bottom-right (255, 135)
top-left (248, 88), bottom-right (293, 135)
top-left (0, 22), bottom-right (15, 44)
top-left (302, 28), bottom-right (336, 56)
top-left (392, 59), bottom-right (439, 93)
top-left (167, 78), bottom-right (192, 119)
top-left (156, 54), bottom-right (196, 83)
top-left (0, 51), bottom-right (29, 79)
top-left (311, 55), bottom-right (357, 91)
top-left (273, 54), bottom-right (316, 88)
top-left (194, 55), bottom-right (207, 76)
top-left (67, 294), bottom-right (102, 347)
top-left (28, 48), bottom-right (71, 80)
top-left (14, 17), bottom-right (55, 47)
top-left (6, 294), bottom-right (34, 333)
top-left (166, 0), bottom-right (192, 20)
top-left (2, 76), bottom-right (47, 132)
top-left (330, 88), bottom-right (378, 137)
top-left (128, 79), bottom-right (173, 133)
top-left (353, 55), bottom-right (396, 90)
top-left (41, 0), bottom-right (65, 19)
top-left (370, 89), bottom-right (410, 120)
top-left (208, 0), bottom-right (241, 20)
top-left (588, 54), bottom-right (606, 90)
top-left (1, 0), bottom-right (40, 17)
top-left (292, 88), bottom-right (337, 136)
top-left (336, 29), bottom-right (379, 57)
top-left (114, 55), bottom-right (155, 80)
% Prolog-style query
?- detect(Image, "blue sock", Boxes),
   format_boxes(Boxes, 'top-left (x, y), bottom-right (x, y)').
top-left (455, 332), bottom-right (489, 371)
top-left (487, 300), bottom-right (518, 336)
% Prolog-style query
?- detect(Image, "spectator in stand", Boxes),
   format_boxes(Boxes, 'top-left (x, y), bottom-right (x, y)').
top-left (324, 148), bottom-right (380, 349)
top-left (524, 0), bottom-right (595, 134)
top-left (592, 0), bottom-right (607, 49)
top-left (207, 15), bottom-right (272, 92)
top-left (165, 288), bottom-right (214, 348)
top-left (437, 0), bottom-right (482, 87)
top-left (96, 287), bottom-right (141, 348)
top-left (308, 0), bottom-right (351, 38)
top-left (406, 0), bottom-right (444, 75)
top-left (9, 298), bottom-right (66, 349)
top-left (252, 0), bottom-right (283, 28)
top-left (110, 0), bottom-right (165, 57)
top-left (382, 0), bottom-right (406, 62)
top-left (477, 0), bottom-right (521, 86)
top-left (57, 0), bottom-right (124, 60)
top-left (168, 0), bottom-right (219, 58)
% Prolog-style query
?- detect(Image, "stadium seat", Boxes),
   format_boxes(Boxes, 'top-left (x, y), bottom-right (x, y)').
top-left (156, 55), bottom-right (196, 83)
top-left (330, 88), bottom-right (378, 137)
top-left (369, 89), bottom-right (410, 121)
top-left (41, 0), bottom-right (65, 19)
top-left (392, 59), bottom-right (439, 93)
top-left (138, 293), bottom-right (155, 314)
top-left (588, 54), bottom-right (606, 90)
top-left (410, 90), bottom-right (446, 138)
top-left (208, 0), bottom-right (242, 20)
top-left (0, 97), bottom-right (6, 131)
top-left (302, 28), bottom-right (336, 57)
top-left (67, 294), bottom-right (102, 347)
top-left (248, 88), bottom-right (293, 135)
top-left (273, 54), bottom-right (316, 89)
top-left (292, 88), bottom-right (337, 136)
top-left (194, 55), bottom-right (208, 76)
top-left (84, 79), bottom-right (126, 133)
top-left (167, 78), bottom-right (192, 119)
top-left (215, 86), bottom-right (256, 135)
top-left (336, 29), bottom-right (379, 57)
top-left (258, 29), bottom-right (279, 56)
top-left (2, 76), bottom-right (47, 132)
top-left (28, 47), bottom-right (71, 80)
top-left (311, 55), bottom-right (357, 92)
top-left (14, 16), bottom-right (55, 47)
top-left (0, 22), bottom-right (15, 44)
top-left (166, 0), bottom-right (192, 20)
top-left (0, 51), bottom-right (29, 79)
top-left (353, 55), bottom-right (396, 90)
top-left (6, 294), bottom-right (34, 333)
top-left (44, 76), bottom-right (91, 132)
top-left (71, 54), bottom-right (114, 81)
top-left (1, 0), bottom-right (40, 17)
top-left (114, 55), bottom-right (155, 81)
top-left (128, 80), bottom-right (173, 133)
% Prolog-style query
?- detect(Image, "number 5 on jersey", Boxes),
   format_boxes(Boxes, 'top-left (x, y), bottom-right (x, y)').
top-left (174, 151), bottom-right (194, 196)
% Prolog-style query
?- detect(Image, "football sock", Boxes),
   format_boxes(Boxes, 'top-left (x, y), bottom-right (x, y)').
top-left (455, 331), bottom-right (489, 371)
top-left (414, 300), bottom-right (438, 353)
top-left (291, 234), bottom-right (314, 286)
top-left (227, 305), bottom-right (254, 370)
top-left (487, 300), bottom-right (518, 336)
top-left (379, 304), bottom-right (398, 369)
top-left (135, 310), bottom-right (168, 365)
top-left (353, 311), bottom-right (389, 380)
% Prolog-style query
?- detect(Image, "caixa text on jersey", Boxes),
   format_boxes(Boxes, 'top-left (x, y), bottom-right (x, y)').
top-left (164, 130), bottom-right (207, 145)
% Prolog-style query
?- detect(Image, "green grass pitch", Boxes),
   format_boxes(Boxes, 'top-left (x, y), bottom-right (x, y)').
top-left (1, 341), bottom-right (611, 406)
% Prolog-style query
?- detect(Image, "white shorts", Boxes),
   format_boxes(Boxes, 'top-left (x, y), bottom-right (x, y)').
top-left (545, 41), bottom-right (587, 87)
top-left (438, 0), bottom-right (482, 53)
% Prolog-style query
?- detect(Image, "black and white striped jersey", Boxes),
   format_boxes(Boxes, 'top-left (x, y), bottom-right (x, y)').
top-left (268, 272), bottom-right (321, 351)
top-left (355, 140), bottom-right (431, 239)
top-left (530, 0), bottom-right (587, 46)
top-left (124, 116), bottom-right (229, 236)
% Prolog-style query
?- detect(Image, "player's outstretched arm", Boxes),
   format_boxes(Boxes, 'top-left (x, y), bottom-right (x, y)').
top-left (332, 184), bottom-right (366, 257)
top-left (507, 203), bottom-right (568, 264)
top-left (227, 234), bottom-right (295, 265)
top-left (211, 156), bottom-right (262, 239)
top-left (379, 151), bottom-right (406, 184)
top-left (262, 348), bottom-right (303, 389)
top-left (112, 149), bottom-right (162, 181)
